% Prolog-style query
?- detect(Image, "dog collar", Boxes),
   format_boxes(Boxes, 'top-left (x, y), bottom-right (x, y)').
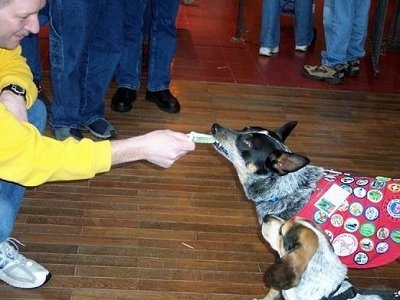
top-left (321, 279), bottom-right (357, 300)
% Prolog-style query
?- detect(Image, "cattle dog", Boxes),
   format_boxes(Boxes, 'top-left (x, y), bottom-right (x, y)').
top-left (255, 215), bottom-right (398, 300)
top-left (211, 121), bottom-right (400, 269)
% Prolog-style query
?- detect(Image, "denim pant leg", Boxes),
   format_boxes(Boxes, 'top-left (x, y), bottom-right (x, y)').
top-left (0, 100), bottom-right (46, 242)
top-left (346, 0), bottom-right (371, 62)
top-left (259, 0), bottom-right (280, 48)
top-left (48, 0), bottom-right (90, 129)
top-left (20, 35), bottom-right (42, 82)
top-left (321, 0), bottom-right (354, 66)
top-left (147, 0), bottom-right (179, 91)
top-left (81, 0), bottom-right (125, 124)
top-left (294, 0), bottom-right (314, 46)
top-left (20, 5), bottom-right (49, 82)
top-left (114, 1), bottom-right (146, 90)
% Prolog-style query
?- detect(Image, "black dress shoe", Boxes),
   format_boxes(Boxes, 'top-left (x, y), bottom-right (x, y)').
top-left (111, 88), bottom-right (137, 113)
top-left (145, 89), bottom-right (180, 113)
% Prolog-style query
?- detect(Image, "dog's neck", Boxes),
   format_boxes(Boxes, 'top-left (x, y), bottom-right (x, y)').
top-left (240, 165), bottom-right (324, 221)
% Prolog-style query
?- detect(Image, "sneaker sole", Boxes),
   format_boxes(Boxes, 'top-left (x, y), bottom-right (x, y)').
top-left (0, 271), bottom-right (52, 289)
top-left (302, 69), bottom-right (343, 85)
top-left (85, 127), bottom-right (117, 139)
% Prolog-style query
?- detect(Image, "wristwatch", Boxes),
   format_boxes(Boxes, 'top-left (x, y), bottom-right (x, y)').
top-left (1, 84), bottom-right (27, 100)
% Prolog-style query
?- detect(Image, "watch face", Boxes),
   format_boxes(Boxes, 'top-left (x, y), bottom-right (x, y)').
top-left (11, 85), bottom-right (25, 94)
top-left (2, 84), bottom-right (26, 97)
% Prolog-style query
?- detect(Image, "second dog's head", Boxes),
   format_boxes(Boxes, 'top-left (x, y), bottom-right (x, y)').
top-left (261, 216), bottom-right (347, 291)
top-left (211, 122), bottom-right (310, 183)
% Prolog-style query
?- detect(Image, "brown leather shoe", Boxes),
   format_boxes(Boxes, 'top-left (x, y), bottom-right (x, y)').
top-left (111, 88), bottom-right (137, 113)
top-left (145, 89), bottom-right (180, 113)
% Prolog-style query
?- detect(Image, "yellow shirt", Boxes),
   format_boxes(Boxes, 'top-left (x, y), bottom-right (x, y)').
top-left (0, 46), bottom-right (112, 186)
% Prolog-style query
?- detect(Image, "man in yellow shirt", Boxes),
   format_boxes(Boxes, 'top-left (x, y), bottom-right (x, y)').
top-left (0, 0), bottom-right (195, 289)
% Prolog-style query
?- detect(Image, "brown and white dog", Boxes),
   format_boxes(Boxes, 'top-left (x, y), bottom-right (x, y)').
top-left (256, 216), bottom-right (395, 300)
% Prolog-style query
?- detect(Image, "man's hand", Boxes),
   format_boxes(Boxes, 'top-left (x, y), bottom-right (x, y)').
top-left (111, 130), bottom-right (195, 168)
top-left (0, 90), bottom-right (27, 121)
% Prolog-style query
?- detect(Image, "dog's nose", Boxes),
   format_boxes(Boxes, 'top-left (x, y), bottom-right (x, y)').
top-left (211, 124), bottom-right (221, 134)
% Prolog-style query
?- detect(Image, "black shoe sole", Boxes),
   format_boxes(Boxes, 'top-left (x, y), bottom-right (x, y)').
top-left (302, 69), bottom-right (344, 85)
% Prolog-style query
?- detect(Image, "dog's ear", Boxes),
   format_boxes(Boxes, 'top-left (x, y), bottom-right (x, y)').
top-left (275, 121), bottom-right (297, 142)
top-left (266, 150), bottom-right (310, 175)
top-left (265, 224), bottom-right (318, 290)
top-left (265, 258), bottom-right (300, 290)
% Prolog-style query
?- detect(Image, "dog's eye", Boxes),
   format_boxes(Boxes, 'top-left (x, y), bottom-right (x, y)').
top-left (242, 138), bottom-right (252, 148)
top-left (279, 225), bottom-right (283, 236)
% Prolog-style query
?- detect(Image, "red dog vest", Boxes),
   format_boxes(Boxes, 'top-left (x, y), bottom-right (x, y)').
top-left (297, 170), bottom-right (400, 269)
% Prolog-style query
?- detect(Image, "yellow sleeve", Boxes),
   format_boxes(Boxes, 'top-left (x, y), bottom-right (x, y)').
top-left (0, 104), bottom-right (112, 186)
top-left (0, 47), bottom-right (38, 108)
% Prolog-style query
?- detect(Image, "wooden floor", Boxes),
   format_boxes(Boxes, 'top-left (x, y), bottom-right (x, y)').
top-left (1, 79), bottom-right (400, 299)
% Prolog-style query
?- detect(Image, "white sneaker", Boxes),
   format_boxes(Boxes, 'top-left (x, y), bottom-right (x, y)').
top-left (259, 46), bottom-right (279, 56)
top-left (295, 45), bottom-right (309, 52)
top-left (0, 238), bottom-right (51, 289)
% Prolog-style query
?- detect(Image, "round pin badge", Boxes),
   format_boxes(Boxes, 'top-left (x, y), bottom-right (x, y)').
top-left (353, 252), bottom-right (369, 265)
top-left (365, 206), bottom-right (379, 221)
top-left (344, 217), bottom-right (359, 233)
top-left (376, 241), bottom-right (389, 254)
top-left (313, 210), bottom-right (328, 224)
top-left (338, 200), bottom-right (349, 212)
top-left (386, 198), bottom-right (400, 219)
top-left (349, 202), bottom-right (363, 217)
top-left (388, 183), bottom-right (400, 193)
top-left (341, 184), bottom-right (353, 194)
top-left (341, 176), bottom-right (355, 184)
top-left (376, 227), bottom-right (390, 240)
top-left (353, 187), bottom-right (367, 199)
top-left (367, 190), bottom-right (383, 203)
top-left (330, 214), bottom-right (344, 228)
top-left (370, 180), bottom-right (386, 189)
top-left (356, 178), bottom-right (369, 186)
top-left (359, 238), bottom-right (374, 252)
top-left (332, 233), bottom-right (358, 256)
top-left (359, 222), bottom-right (375, 238)
top-left (390, 230), bottom-right (400, 244)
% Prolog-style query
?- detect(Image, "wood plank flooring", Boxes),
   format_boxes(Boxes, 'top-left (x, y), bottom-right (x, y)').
top-left (1, 79), bottom-right (399, 299)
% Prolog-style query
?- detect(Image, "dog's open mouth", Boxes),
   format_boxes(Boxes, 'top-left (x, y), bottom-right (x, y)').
top-left (212, 140), bottom-right (229, 157)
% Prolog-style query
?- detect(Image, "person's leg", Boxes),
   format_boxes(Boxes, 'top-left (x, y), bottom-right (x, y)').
top-left (111, 0), bottom-right (146, 113)
top-left (0, 100), bottom-right (50, 289)
top-left (48, 0), bottom-right (89, 140)
top-left (294, 0), bottom-right (314, 48)
top-left (0, 99), bottom-right (46, 241)
top-left (20, 35), bottom-right (41, 82)
top-left (302, 0), bottom-right (354, 84)
top-left (145, 0), bottom-right (181, 113)
top-left (321, 0), bottom-right (354, 66)
top-left (259, 0), bottom-right (280, 54)
top-left (20, 5), bottom-right (50, 103)
top-left (114, 1), bottom-right (145, 90)
top-left (20, 5), bottom-right (49, 83)
top-left (79, 0), bottom-right (124, 138)
top-left (344, 0), bottom-right (371, 77)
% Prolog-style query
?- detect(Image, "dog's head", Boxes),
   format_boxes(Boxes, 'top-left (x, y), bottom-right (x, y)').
top-left (261, 215), bottom-right (320, 290)
top-left (211, 121), bottom-right (310, 179)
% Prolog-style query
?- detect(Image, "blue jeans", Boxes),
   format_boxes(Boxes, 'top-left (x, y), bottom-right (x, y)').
top-left (321, 0), bottom-right (371, 66)
top-left (114, 0), bottom-right (146, 91)
top-left (115, 0), bottom-right (179, 91)
top-left (20, 4), bottom-right (49, 82)
top-left (0, 100), bottom-right (47, 242)
top-left (49, 0), bottom-right (124, 129)
top-left (260, 0), bottom-right (314, 48)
